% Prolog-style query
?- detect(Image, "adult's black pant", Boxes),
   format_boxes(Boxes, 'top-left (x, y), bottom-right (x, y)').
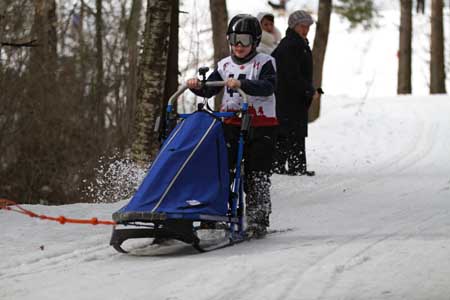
top-left (272, 127), bottom-right (307, 175)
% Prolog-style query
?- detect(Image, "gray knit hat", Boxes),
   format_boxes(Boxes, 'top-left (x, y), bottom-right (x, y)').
top-left (288, 10), bottom-right (314, 28)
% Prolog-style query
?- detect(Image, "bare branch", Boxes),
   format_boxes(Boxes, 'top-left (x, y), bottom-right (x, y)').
top-left (1, 39), bottom-right (39, 47)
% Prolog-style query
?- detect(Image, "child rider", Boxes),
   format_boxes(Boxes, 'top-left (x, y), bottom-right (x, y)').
top-left (186, 14), bottom-right (278, 238)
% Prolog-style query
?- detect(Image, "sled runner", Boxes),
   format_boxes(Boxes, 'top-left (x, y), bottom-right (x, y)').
top-left (110, 77), bottom-right (251, 253)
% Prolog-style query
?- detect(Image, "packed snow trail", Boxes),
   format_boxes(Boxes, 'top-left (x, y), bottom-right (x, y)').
top-left (1, 95), bottom-right (450, 300)
top-left (3, 0), bottom-right (450, 298)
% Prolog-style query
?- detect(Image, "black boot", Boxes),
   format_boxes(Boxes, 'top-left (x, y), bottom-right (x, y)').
top-left (300, 170), bottom-right (315, 176)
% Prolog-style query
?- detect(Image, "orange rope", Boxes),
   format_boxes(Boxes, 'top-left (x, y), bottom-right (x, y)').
top-left (0, 198), bottom-right (116, 226)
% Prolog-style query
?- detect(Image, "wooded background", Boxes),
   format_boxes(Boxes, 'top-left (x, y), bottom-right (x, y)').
top-left (0, 0), bottom-right (447, 204)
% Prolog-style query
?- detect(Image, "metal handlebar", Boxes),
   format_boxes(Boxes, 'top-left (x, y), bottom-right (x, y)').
top-left (163, 80), bottom-right (251, 141)
top-left (167, 81), bottom-right (248, 108)
top-left (204, 81), bottom-right (248, 104)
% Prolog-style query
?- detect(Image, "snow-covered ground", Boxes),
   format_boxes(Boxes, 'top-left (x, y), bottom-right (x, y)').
top-left (1, 1), bottom-right (450, 299)
top-left (2, 93), bottom-right (450, 300)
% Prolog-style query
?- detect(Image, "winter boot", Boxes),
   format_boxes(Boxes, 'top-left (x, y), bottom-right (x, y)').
top-left (245, 224), bottom-right (268, 239)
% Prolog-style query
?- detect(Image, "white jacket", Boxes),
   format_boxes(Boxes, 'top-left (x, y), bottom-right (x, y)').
top-left (256, 12), bottom-right (282, 55)
top-left (257, 29), bottom-right (281, 55)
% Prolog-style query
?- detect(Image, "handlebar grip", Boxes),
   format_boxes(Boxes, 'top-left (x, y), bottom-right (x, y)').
top-left (167, 81), bottom-right (248, 107)
top-left (204, 81), bottom-right (248, 104)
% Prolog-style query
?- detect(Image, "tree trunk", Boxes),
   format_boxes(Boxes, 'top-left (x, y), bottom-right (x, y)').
top-left (0, 2), bottom-right (6, 62)
top-left (430, 0), bottom-right (446, 93)
top-left (95, 0), bottom-right (105, 136)
top-left (29, 0), bottom-right (58, 103)
top-left (310, 0), bottom-right (331, 122)
top-left (30, 0), bottom-right (58, 74)
top-left (77, 1), bottom-right (88, 103)
top-left (162, 0), bottom-right (179, 120)
top-left (21, 0), bottom-right (58, 203)
top-left (209, 0), bottom-right (229, 110)
top-left (131, 0), bottom-right (172, 165)
top-left (126, 0), bottom-right (143, 145)
top-left (398, 0), bottom-right (412, 94)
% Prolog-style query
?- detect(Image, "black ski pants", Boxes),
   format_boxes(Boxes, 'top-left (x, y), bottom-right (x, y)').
top-left (223, 124), bottom-right (277, 229)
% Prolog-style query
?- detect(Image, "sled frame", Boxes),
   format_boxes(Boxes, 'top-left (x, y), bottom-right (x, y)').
top-left (110, 81), bottom-right (249, 253)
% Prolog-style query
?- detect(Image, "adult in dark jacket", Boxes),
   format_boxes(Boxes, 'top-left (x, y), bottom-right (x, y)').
top-left (271, 10), bottom-right (316, 176)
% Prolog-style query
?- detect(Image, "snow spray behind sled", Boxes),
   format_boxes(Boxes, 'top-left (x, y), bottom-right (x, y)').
top-left (110, 74), bottom-right (251, 253)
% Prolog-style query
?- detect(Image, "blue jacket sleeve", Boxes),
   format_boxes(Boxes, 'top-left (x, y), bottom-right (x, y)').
top-left (239, 60), bottom-right (277, 97)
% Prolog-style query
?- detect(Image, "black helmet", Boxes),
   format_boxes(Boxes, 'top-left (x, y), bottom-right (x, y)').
top-left (227, 14), bottom-right (262, 47)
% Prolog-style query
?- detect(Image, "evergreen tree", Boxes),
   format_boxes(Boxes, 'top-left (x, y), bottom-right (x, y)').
top-left (334, 0), bottom-right (379, 29)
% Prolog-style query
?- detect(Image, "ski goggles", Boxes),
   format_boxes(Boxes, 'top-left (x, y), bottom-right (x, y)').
top-left (228, 33), bottom-right (253, 47)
